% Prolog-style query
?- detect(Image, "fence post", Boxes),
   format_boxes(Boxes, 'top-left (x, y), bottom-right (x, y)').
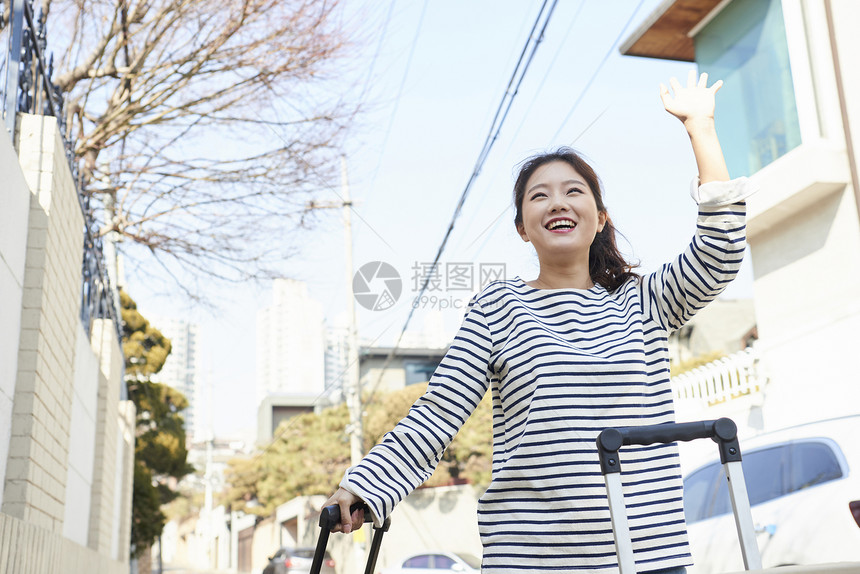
top-left (3, 0), bottom-right (25, 136)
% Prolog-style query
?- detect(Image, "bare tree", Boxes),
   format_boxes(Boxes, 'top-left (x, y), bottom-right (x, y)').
top-left (45, 0), bottom-right (356, 292)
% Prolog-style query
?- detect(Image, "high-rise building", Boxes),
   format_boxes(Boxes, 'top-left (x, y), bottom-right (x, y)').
top-left (324, 326), bottom-right (349, 403)
top-left (256, 279), bottom-right (325, 406)
top-left (153, 318), bottom-right (203, 441)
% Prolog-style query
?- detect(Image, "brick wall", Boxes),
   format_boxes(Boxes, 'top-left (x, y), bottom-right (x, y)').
top-left (88, 318), bottom-right (125, 554)
top-left (3, 114), bottom-right (84, 531)
top-left (1, 114), bottom-right (133, 571)
top-left (0, 512), bottom-right (127, 574)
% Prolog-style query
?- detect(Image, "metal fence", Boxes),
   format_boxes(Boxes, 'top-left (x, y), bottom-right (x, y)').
top-left (1, 0), bottom-right (124, 366)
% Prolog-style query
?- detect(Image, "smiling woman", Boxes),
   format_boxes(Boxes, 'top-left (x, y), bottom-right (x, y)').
top-left (512, 148), bottom-right (638, 293)
top-left (322, 72), bottom-right (758, 574)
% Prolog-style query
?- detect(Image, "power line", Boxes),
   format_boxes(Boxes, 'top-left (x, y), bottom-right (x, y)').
top-left (464, 0), bottom-right (646, 265)
top-left (364, 0), bottom-right (559, 406)
top-left (465, 104), bottom-right (612, 261)
top-left (549, 0), bottom-right (647, 143)
top-left (357, 0), bottom-right (397, 104)
top-left (364, 0), bottom-right (430, 203)
top-left (454, 0), bottom-right (587, 254)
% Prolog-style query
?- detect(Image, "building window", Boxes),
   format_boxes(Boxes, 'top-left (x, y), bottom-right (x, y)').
top-left (404, 360), bottom-right (439, 385)
top-left (695, 0), bottom-right (802, 176)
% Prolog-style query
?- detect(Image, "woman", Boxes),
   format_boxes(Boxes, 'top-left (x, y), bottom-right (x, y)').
top-left (324, 72), bottom-right (756, 573)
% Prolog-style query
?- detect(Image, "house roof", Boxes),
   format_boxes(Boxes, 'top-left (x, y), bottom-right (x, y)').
top-left (360, 346), bottom-right (447, 360)
top-left (620, 0), bottom-right (726, 62)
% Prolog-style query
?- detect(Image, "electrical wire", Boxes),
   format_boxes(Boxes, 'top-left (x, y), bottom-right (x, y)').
top-left (363, 0), bottom-right (559, 407)
top-left (357, 0), bottom-right (397, 104)
top-left (453, 0), bottom-right (586, 254)
top-left (549, 0), bottom-right (647, 143)
top-left (363, 0), bottom-right (430, 203)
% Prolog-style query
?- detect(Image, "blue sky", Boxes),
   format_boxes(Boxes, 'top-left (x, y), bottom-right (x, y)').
top-left (136, 0), bottom-right (755, 438)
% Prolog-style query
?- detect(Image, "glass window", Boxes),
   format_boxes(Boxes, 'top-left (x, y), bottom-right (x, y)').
top-left (404, 555), bottom-right (431, 568)
top-left (434, 555), bottom-right (456, 569)
top-left (709, 467), bottom-right (732, 518)
top-left (790, 441), bottom-right (843, 491)
top-left (683, 462), bottom-right (721, 523)
top-left (709, 445), bottom-right (789, 517)
top-left (405, 360), bottom-right (439, 385)
top-left (744, 445), bottom-right (789, 505)
top-left (695, 0), bottom-right (802, 176)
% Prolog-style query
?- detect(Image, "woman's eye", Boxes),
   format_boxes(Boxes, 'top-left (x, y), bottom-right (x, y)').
top-left (567, 188), bottom-right (583, 195)
top-left (530, 192), bottom-right (546, 200)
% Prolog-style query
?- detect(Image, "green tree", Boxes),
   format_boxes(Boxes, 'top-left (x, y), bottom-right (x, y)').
top-left (224, 384), bottom-right (494, 515)
top-left (121, 289), bottom-right (193, 557)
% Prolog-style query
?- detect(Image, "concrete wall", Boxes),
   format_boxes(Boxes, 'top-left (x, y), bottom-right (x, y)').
top-left (4, 113), bottom-right (85, 531)
top-left (831, 0), bottom-right (860, 187)
top-left (88, 317), bottom-right (128, 557)
top-left (0, 114), bottom-right (133, 571)
top-left (63, 322), bottom-right (100, 545)
top-left (0, 512), bottom-right (128, 574)
top-left (0, 115), bottom-right (31, 508)
top-left (328, 484), bottom-right (483, 574)
top-left (162, 488), bottom-right (482, 574)
top-left (745, 0), bottom-right (860, 432)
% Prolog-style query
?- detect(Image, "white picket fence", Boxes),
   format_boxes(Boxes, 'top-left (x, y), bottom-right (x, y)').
top-left (672, 347), bottom-right (763, 406)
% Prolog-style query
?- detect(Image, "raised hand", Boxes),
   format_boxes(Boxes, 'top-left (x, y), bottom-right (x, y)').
top-left (660, 70), bottom-right (730, 183)
top-left (660, 69), bottom-right (722, 126)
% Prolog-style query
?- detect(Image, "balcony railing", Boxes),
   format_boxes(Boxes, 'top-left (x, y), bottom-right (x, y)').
top-left (2, 0), bottom-right (124, 373)
top-left (672, 347), bottom-right (763, 406)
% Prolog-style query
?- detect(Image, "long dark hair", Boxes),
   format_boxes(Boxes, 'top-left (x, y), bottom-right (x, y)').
top-left (513, 147), bottom-right (639, 292)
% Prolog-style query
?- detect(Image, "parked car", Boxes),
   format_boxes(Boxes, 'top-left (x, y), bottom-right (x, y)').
top-left (682, 415), bottom-right (860, 572)
top-left (262, 546), bottom-right (335, 574)
top-left (380, 551), bottom-right (481, 573)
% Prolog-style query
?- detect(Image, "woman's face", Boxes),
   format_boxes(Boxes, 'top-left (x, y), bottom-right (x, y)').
top-left (517, 160), bottom-right (606, 262)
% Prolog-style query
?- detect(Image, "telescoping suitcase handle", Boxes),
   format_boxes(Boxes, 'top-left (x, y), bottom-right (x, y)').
top-left (596, 418), bottom-right (762, 574)
top-left (311, 502), bottom-right (391, 574)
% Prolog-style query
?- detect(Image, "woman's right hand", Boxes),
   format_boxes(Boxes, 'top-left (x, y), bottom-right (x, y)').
top-left (323, 487), bottom-right (365, 534)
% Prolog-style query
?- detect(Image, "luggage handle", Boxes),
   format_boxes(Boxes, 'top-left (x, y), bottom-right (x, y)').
top-left (311, 502), bottom-right (391, 574)
top-left (596, 418), bottom-right (741, 475)
top-left (596, 418), bottom-right (762, 573)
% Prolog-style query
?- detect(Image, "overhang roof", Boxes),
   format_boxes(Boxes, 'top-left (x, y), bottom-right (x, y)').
top-left (620, 0), bottom-right (726, 62)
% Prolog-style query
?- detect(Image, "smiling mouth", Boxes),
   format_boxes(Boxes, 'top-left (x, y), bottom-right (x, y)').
top-left (546, 219), bottom-right (576, 231)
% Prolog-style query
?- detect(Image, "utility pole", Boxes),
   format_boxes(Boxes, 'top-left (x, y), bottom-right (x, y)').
top-left (341, 156), bottom-right (364, 466)
top-left (203, 366), bottom-right (215, 566)
top-left (306, 157), bottom-right (364, 465)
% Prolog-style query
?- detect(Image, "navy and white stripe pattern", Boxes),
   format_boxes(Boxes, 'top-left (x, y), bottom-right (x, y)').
top-left (342, 183), bottom-right (750, 573)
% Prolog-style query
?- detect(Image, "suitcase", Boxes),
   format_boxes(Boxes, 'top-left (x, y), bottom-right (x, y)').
top-left (311, 502), bottom-right (391, 574)
top-left (596, 417), bottom-right (762, 574)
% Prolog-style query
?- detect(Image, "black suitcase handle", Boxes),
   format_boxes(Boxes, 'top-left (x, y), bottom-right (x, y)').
top-left (311, 502), bottom-right (391, 574)
top-left (595, 417), bottom-right (762, 572)
top-left (596, 417), bottom-right (742, 475)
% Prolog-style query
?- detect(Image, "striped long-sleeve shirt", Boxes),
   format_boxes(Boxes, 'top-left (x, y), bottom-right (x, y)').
top-left (342, 178), bottom-right (756, 573)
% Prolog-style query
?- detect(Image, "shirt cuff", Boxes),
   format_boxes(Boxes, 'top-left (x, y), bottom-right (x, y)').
top-left (689, 176), bottom-right (758, 207)
top-left (339, 472), bottom-right (385, 528)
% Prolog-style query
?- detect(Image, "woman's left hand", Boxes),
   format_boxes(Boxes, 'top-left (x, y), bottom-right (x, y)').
top-left (660, 70), bottom-right (722, 126)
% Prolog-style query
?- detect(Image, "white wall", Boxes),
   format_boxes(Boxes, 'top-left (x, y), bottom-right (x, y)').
top-left (745, 0), bottom-right (860, 432)
top-left (749, 159), bottom-right (860, 429)
top-left (62, 323), bottom-right (100, 544)
top-left (0, 130), bottom-right (32, 506)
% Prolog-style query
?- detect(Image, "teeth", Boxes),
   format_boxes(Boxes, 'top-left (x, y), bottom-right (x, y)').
top-left (547, 220), bottom-right (575, 230)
